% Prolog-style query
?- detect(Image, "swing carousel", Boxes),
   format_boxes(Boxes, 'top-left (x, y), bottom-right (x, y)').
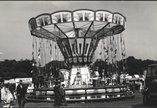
top-left (27, 9), bottom-right (134, 102)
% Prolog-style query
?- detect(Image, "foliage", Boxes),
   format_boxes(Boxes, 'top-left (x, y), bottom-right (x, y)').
top-left (0, 59), bottom-right (33, 79)
top-left (0, 56), bottom-right (157, 80)
top-left (92, 56), bottom-right (157, 75)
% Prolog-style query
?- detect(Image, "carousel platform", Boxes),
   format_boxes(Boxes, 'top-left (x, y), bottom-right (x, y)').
top-left (26, 85), bottom-right (134, 102)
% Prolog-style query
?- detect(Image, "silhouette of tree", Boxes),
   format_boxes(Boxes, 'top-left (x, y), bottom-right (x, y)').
top-left (92, 56), bottom-right (157, 76)
top-left (1, 56), bottom-right (157, 80)
top-left (0, 59), bottom-right (33, 79)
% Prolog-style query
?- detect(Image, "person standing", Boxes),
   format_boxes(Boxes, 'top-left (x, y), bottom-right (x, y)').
top-left (72, 72), bottom-right (82, 85)
top-left (8, 83), bottom-right (15, 100)
top-left (53, 80), bottom-right (61, 107)
top-left (1, 83), bottom-right (7, 107)
top-left (58, 71), bottom-right (65, 82)
top-left (16, 80), bottom-right (27, 108)
top-left (92, 69), bottom-right (100, 87)
top-left (5, 85), bottom-right (14, 108)
top-left (59, 84), bottom-right (67, 106)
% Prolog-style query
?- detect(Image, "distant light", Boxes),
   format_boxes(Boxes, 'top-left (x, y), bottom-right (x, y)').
top-left (0, 52), bottom-right (3, 55)
top-left (51, 57), bottom-right (53, 61)
top-left (38, 55), bottom-right (41, 59)
top-left (36, 27), bottom-right (41, 30)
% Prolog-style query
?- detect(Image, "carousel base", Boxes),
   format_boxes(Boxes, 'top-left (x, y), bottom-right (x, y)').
top-left (26, 85), bottom-right (134, 102)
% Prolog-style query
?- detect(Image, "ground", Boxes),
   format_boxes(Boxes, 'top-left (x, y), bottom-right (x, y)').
top-left (0, 91), bottom-right (157, 108)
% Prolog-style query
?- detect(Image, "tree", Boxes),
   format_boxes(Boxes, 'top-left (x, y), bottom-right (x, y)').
top-left (0, 59), bottom-right (33, 79)
top-left (92, 56), bottom-right (157, 76)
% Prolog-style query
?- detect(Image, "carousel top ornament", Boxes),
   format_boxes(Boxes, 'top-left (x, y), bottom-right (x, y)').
top-left (28, 9), bottom-right (126, 65)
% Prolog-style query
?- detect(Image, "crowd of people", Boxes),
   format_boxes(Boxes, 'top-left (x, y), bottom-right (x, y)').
top-left (0, 68), bottom-right (144, 108)
top-left (0, 71), bottom-right (67, 108)
top-left (1, 82), bottom-right (14, 108)
top-left (0, 80), bottom-right (27, 108)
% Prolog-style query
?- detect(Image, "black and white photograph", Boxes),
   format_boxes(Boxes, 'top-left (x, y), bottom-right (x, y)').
top-left (0, 1), bottom-right (157, 108)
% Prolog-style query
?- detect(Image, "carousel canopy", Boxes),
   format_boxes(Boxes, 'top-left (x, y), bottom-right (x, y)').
top-left (29, 9), bottom-right (126, 41)
top-left (29, 9), bottom-right (126, 65)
